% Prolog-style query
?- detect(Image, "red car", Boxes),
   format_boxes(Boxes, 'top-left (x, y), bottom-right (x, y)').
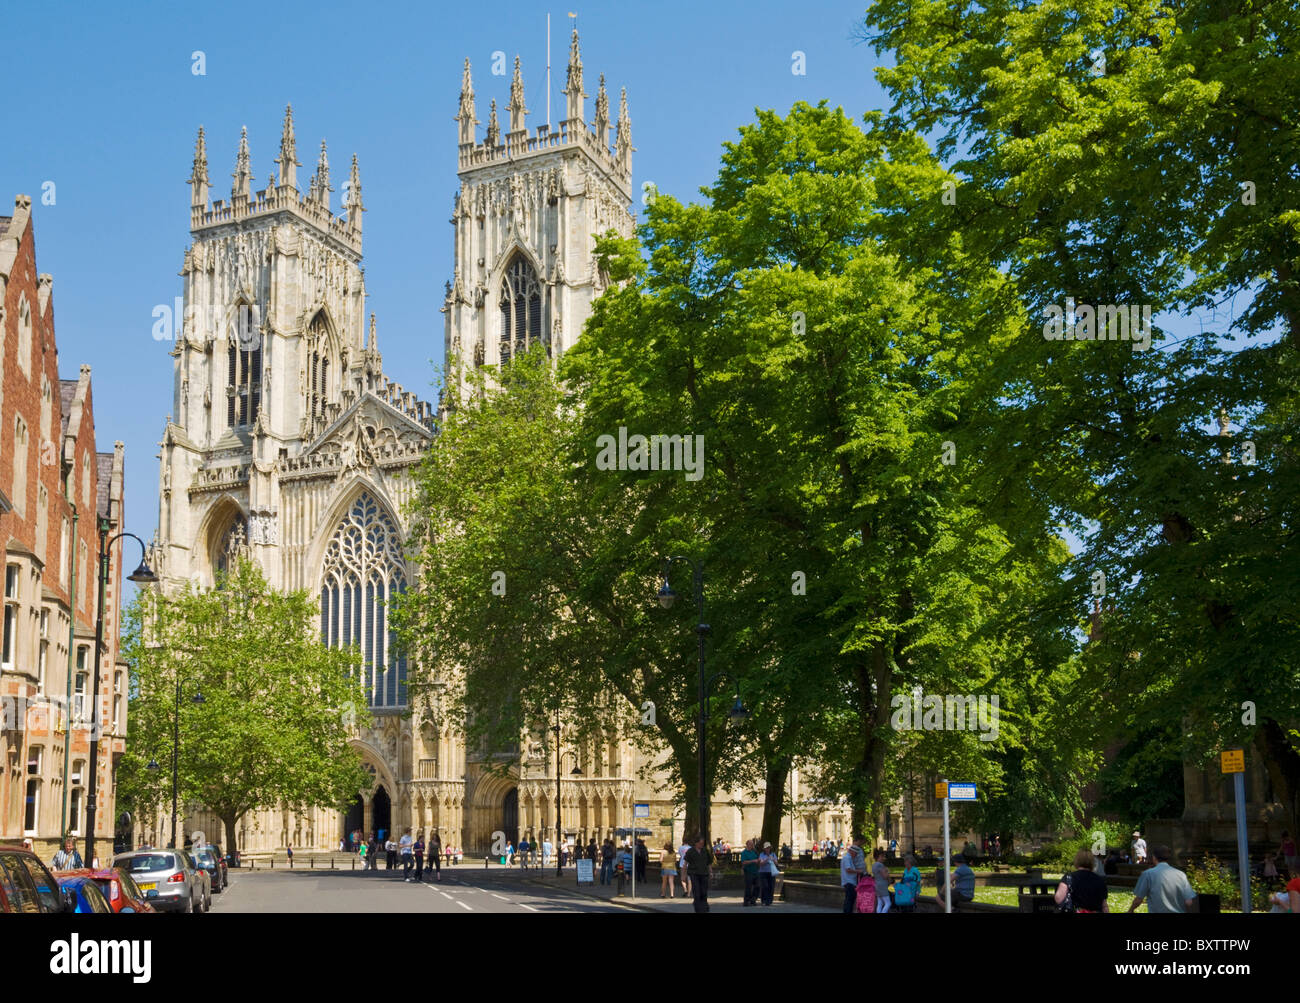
top-left (60, 867), bottom-right (156, 913)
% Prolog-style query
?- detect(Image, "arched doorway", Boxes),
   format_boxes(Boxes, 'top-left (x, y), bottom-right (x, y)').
top-left (373, 786), bottom-right (392, 842)
top-left (343, 796), bottom-right (363, 848)
top-left (502, 788), bottom-right (519, 848)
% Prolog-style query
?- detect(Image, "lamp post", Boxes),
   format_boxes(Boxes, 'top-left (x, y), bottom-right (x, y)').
top-left (84, 520), bottom-right (156, 868)
top-left (656, 556), bottom-right (747, 850)
top-left (147, 679), bottom-right (204, 848)
top-left (550, 711), bottom-right (583, 876)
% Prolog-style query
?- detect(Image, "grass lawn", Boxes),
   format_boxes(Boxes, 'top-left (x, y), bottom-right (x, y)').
top-left (971, 883), bottom-right (1136, 911)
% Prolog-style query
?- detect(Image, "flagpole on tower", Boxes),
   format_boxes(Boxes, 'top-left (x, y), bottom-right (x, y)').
top-left (546, 12), bottom-right (551, 131)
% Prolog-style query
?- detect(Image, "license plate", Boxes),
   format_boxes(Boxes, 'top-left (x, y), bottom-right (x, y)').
top-left (137, 882), bottom-right (156, 891)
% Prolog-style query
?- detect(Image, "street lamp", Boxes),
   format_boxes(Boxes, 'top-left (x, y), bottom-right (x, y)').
top-left (551, 713), bottom-right (583, 877)
top-left (656, 556), bottom-right (747, 850)
top-left (84, 520), bottom-right (156, 868)
top-left (166, 681), bottom-right (204, 848)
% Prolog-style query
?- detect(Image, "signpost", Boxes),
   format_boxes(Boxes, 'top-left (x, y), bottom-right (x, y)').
top-left (576, 857), bottom-right (595, 885)
top-left (633, 805), bottom-right (648, 899)
top-left (940, 782), bottom-right (977, 913)
top-left (1221, 749), bottom-right (1250, 913)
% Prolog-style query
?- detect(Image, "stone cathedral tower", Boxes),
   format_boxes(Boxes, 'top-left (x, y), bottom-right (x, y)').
top-left (442, 29), bottom-right (635, 397)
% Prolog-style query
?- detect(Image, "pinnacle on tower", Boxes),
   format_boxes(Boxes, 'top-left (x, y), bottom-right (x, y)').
top-left (593, 74), bottom-right (610, 147)
top-left (486, 99), bottom-right (501, 148)
top-left (615, 87), bottom-right (633, 176)
top-left (312, 139), bottom-right (332, 208)
top-left (508, 55), bottom-right (528, 134)
top-left (367, 312), bottom-right (378, 352)
top-left (276, 103), bottom-right (300, 191)
top-left (457, 58), bottom-right (477, 146)
top-left (345, 153), bottom-right (364, 234)
top-left (232, 125), bottom-right (253, 202)
top-left (563, 27), bottom-right (586, 124)
top-left (189, 126), bottom-right (210, 209)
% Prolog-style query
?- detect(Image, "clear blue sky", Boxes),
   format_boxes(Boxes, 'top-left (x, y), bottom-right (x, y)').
top-left (0, 0), bottom-right (887, 555)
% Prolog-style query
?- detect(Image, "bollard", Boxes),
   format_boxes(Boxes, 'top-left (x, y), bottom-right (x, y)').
top-left (311, 857), bottom-right (314, 869)
top-left (484, 857), bottom-right (489, 869)
top-left (351, 856), bottom-right (356, 871)
top-left (270, 858), bottom-right (274, 869)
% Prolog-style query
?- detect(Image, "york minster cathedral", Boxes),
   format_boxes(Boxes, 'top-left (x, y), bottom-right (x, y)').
top-left (147, 34), bottom-right (852, 855)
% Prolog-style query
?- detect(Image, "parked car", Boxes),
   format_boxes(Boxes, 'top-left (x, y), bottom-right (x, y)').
top-left (58, 867), bottom-right (156, 913)
top-left (113, 849), bottom-right (206, 913)
top-left (193, 843), bottom-right (227, 891)
top-left (181, 850), bottom-right (212, 910)
top-left (0, 843), bottom-right (76, 912)
top-left (54, 874), bottom-right (114, 914)
top-left (191, 847), bottom-right (225, 894)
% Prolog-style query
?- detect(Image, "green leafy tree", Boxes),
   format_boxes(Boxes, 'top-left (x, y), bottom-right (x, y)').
top-left (118, 558), bottom-right (371, 855)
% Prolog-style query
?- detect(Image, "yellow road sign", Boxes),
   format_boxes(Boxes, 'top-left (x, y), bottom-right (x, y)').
top-left (1220, 749), bottom-right (1245, 774)
top-left (935, 782), bottom-right (948, 800)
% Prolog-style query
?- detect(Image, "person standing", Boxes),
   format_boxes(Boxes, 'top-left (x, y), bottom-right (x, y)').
top-left (1280, 831), bottom-right (1298, 877)
top-left (286, 844), bottom-right (294, 867)
top-left (678, 839), bottom-right (693, 897)
top-left (839, 833), bottom-right (867, 913)
top-left (600, 839), bottom-right (615, 885)
top-left (741, 839), bottom-right (761, 906)
top-left (758, 841), bottom-right (780, 906)
top-left (893, 853), bottom-right (921, 912)
top-left (1055, 849), bottom-right (1109, 913)
top-left (400, 828), bottom-right (414, 881)
top-left (684, 835), bottom-right (714, 913)
top-left (1132, 831), bottom-right (1148, 865)
top-left (1128, 846), bottom-right (1196, 913)
top-left (660, 842), bottom-right (678, 898)
top-left (385, 837), bottom-right (396, 870)
top-left (414, 834), bottom-right (427, 882)
top-left (872, 849), bottom-right (892, 913)
top-left (50, 836), bottom-right (83, 871)
top-left (358, 839), bottom-right (368, 868)
top-left (635, 839), bottom-right (648, 883)
top-left (369, 835), bottom-right (379, 870)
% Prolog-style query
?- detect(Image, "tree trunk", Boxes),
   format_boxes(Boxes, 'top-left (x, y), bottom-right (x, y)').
top-left (760, 755), bottom-right (792, 850)
top-left (221, 811), bottom-right (241, 860)
top-left (1256, 719), bottom-right (1300, 834)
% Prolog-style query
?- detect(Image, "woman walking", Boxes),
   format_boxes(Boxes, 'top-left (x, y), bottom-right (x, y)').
top-left (659, 842), bottom-right (678, 898)
top-left (413, 833), bottom-right (425, 883)
top-left (428, 831), bottom-right (442, 882)
top-left (758, 842), bottom-right (780, 906)
top-left (893, 853), bottom-right (922, 912)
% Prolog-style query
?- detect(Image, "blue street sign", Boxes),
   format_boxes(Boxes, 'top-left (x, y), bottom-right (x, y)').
top-left (947, 782), bottom-right (977, 802)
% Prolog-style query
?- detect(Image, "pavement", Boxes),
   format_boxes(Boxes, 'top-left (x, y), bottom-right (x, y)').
top-left (518, 869), bottom-right (838, 913)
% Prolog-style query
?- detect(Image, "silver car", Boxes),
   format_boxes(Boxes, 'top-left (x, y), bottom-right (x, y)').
top-left (113, 849), bottom-right (209, 913)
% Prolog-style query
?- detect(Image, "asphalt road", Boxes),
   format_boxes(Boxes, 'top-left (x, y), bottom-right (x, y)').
top-left (208, 865), bottom-right (630, 913)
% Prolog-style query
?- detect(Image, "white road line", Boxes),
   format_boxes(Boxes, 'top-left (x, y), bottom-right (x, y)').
top-left (491, 893), bottom-right (509, 901)
top-left (439, 891), bottom-right (453, 900)
top-left (520, 903), bottom-right (539, 912)
top-left (456, 900), bottom-right (472, 911)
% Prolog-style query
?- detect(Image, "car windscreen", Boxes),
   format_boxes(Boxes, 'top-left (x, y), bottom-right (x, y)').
top-left (194, 852), bottom-right (214, 866)
top-left (123, 854), bottom-right (175, 872)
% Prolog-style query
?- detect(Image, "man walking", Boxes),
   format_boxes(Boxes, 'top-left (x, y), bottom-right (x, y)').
top-left (840, 833), bottom-right (866, 913)
top-left (1128, 845), bottom-right (1197, 913)
top-left (50, 836), bottom-right (83, 872)
top-left (684, 834), bottom-right (714, 913)
top-left (741, 839), bottom-right (761, 906)
top-left (400, 827), bottom-right (414, 881)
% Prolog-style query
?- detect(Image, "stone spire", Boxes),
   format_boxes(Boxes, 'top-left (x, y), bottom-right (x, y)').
top-left (276, 104), bottom-right (299, 192)
top-left (593, 74), bottom-right (610, 147)
top-left (486, 99), bottom-right (500, 148)
top-left (189, 126), bottom-right (210, 209)
top-left (231, 126), bottom-right (253, 202)
top-left (614, 87), bottom-right (633, 175)
top-left (508, 55), bottom-right (528, 134)
top-left (344, 153), bottom-right (364, 235)
top-left (563, 27), bottom-right (585, 124)
top-left (457, 58), bottom-right (477, 146)
top-left (311, 139), bottom-right (332, 208)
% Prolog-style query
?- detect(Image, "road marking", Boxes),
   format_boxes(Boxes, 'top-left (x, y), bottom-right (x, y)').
top-left (456, 900), bottom-right (472, 911)
top-left (520, 903), bottom-right (538, 912)
top-left (439, 891), bottom-right (453, 900)
top-left (491, 893), bottom-right (509, 901)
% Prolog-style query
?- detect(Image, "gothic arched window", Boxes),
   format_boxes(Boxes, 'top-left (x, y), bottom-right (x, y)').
top-left (213, 513), bottom-right (247, 580)
top-left (498, 256), bottom-right (544, 365)
top-left (226, 305), bottom-right (262, 428)
top-left (307, 313), bottom-right (334, 426)
top-left (319, 492), bottom-right (407, 709)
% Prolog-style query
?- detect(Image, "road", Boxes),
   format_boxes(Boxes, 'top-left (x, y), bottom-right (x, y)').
top-left (208, 864), bottom-right (630, 913)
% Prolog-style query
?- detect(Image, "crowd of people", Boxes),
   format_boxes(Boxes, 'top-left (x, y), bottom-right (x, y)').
top-left (340, 828), bottom-right (462, 876)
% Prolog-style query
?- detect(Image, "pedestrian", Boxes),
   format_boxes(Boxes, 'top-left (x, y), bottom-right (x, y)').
top-left (587, 837), bottom-right (598, 865)
top-left (358, 840), bottom-right (368, 867)
top-left (504, 840), bottom-right (514, 867)
top-left (740, 838), bottom-right (761, 906)
top-left (385, 837), bottom-right (396, 870)
top-left (678, 839), bottom-right (693, 896)
top-left (893, 852), bottom-right (921, 912)
top-left (872, 848), bottom-right (892, 913)
top-left (339, 837), bottom-right (346, 853)
top-left (635, 838), bottom-right (648, 883)
top-left (368, 835), bottom-right (379, 870)
top-left (1131, 831), bottom-right (1148, 865)
top-left (758, 841), bottom-right (780, 906)
top-left (542, 837), bottom-right (553, 868)
top-left (428, 831), bottom-right (442, 882)
top-left (400, 827), bottom-right (414, 881)
top-left (1280, 831), bottom-right (1298, 877)
top-left (1287, 870), bottom-right (1300, 912)
top-left (600, 839), bottom-right (616, 885)
top-left (684, 834), bottom-right (714, 913)
top-left (839, 833), bottom-right (867, 913)
top-left (936, 854), bottom-right (976, 910)
top-left (1055, 849), bottom-right (1109, 913)
top-left (617, 842), bottom-right (633, 893)
top-left (50, 836), bottom-right (83, 871)
top-left (413, 833), bottom-right (425, 882)
top-left (518, 836), bottom-right (530, 870)
top-left (1128, 845), bottom-right (1196, 913)
top-left (660, 842), bottom-right (678, 898)
top-left (286, 844), bottom-right (294, 867)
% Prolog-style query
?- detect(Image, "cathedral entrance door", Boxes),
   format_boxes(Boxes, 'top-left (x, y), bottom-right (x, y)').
top-left (502, 789), bottom-right (519, 850)
top-left (373, 786), bottom-right (392, 842)
top-left (343, 796), bottom-right (363, 849)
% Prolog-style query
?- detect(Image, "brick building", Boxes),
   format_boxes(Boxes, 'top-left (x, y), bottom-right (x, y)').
top-left (0, 193), bottom-right (127, 862)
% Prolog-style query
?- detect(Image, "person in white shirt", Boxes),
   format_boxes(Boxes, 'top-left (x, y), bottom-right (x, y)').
top-left (839, 834), bottom-right (867, 913)
top-left (1132, 832), bottom-right (1147, 864)
top-left (678, 842), bottom-right (693, 895)
top-left (399, 829), bottom-right (414, 881)
top-left (542, 838), bottom-right (554, 867)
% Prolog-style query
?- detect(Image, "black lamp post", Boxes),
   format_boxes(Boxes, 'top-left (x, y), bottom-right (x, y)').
top-left (551, 713), bottom-right (583, 877)
top-left (657, 556), bottom-right (747, 850)
top-left (84, 521), bottom-right (156, 868)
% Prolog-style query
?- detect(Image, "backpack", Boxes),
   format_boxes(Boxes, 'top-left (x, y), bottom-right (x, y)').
top-left (894, 868), bottom-right (917, 906)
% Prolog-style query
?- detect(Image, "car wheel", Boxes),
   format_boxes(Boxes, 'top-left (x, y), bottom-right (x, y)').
top-left (191, 894), bottom-right (200, 914)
